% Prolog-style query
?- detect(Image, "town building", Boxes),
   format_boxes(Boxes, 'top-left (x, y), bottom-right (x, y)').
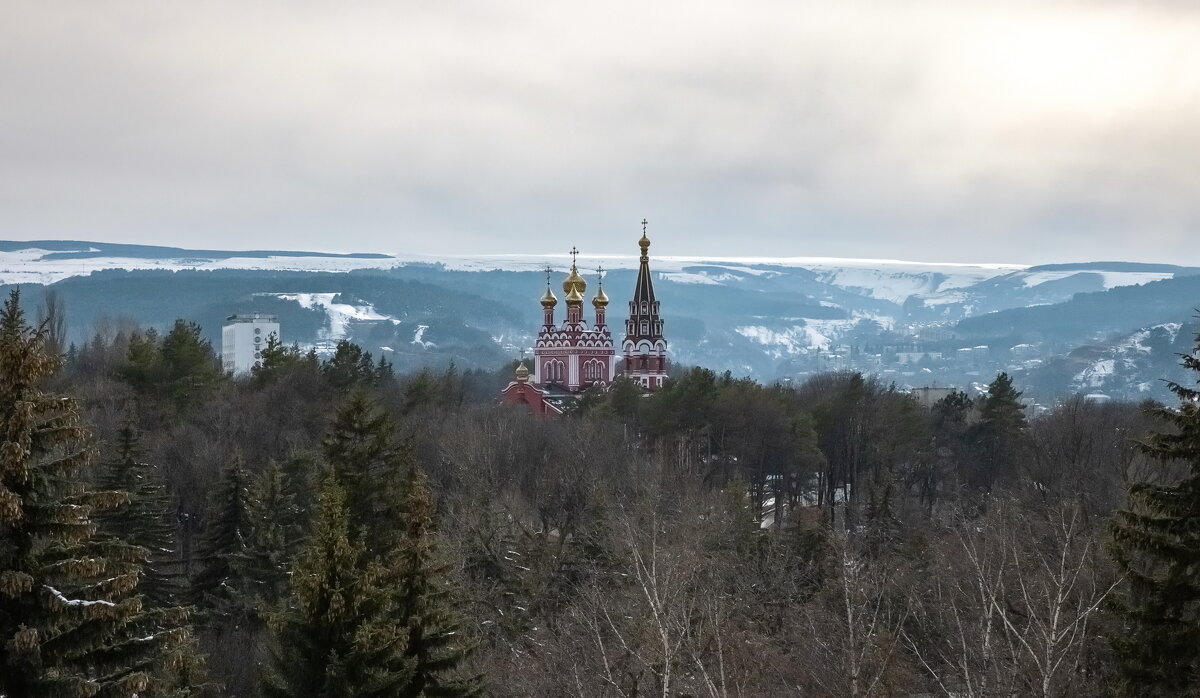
top-left (221, 313), bottom-right (279, 375)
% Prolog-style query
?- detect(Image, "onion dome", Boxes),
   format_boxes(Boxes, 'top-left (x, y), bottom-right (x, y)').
top-left (562, 265), bottom-right (587, 297)
top-left (515, 360), bottom-right (530, 382)
top-left (592, 286), bottom-right (609, 308)
top-left (639, 231), bottom-right (651, 255)
top-left (565, 286), bottom-right (585, 304)
top-left (540, 286), bottom-right (557, 308)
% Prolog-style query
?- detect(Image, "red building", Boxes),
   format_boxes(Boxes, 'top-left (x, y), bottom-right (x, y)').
top-left (621, 225), bottom-right (669, 389)
top-left (531, 249), bottom-right (618, 390)
top-left (501, 226), bottom-right (668, 413)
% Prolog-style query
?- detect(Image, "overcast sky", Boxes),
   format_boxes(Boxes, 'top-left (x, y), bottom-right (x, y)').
top-left (3, 1), bottom-right (1199, 264)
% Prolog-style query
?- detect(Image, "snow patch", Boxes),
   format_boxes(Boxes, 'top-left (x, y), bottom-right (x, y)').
top-left (411, 325), bottom-right (436, 348)
top-left (270, 293), bottom-right (397, 341)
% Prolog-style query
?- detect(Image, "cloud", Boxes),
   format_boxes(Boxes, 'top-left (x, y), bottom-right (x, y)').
top-left (1, 1), bottom-right (1198, 264)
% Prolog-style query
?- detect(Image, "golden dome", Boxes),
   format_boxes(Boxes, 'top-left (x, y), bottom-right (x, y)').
top-left (592, 286), bottom-right (609, 308)
top-left (562, 265), bottom-right (587, 296)
top-left (540, 286), bottom-right (557, 308)
top-left (639, 231), bottom-right (651, 252)
top-left (565, 286), bottom-right (584, 304)
top-left (515, 360), bottom-right (530, 382)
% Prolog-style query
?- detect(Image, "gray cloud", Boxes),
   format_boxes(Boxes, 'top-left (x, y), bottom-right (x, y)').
top-left (2, 1), bottom-right (1198, 264)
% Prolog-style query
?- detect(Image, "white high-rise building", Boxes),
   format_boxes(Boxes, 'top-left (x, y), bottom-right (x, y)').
top-left (222, 314), bottom-right (280, 375)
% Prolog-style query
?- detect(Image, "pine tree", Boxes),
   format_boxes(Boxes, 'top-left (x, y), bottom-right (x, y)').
top-left (390, 465), bottom-right (480, 697)
top-left (323, 340), bottom-right (375, 391)
top-left (0, 289), bottom-right (191, 697)
top-left (1109, 324), bottom-right (1200, 695)
top-left (968, 372), bottom-right (1029, 490)
top-left (190, 458), bottom-right (253, 620)
top-left (95, 410), bottom-right (184, 608)
top-left (261, 477), bottom-right (414, 698)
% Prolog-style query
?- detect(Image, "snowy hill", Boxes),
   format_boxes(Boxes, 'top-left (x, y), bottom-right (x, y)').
top-left (3, 240), bottom-right (1196, 400)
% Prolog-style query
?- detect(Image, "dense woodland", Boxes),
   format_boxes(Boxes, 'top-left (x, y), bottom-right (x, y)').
top-left (3, 288), bottom-right (1200, 696)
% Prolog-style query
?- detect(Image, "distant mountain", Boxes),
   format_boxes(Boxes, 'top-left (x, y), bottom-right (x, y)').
top-left (3, 240), bottom-right (1197, 402)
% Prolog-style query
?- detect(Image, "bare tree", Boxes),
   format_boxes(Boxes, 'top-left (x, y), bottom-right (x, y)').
top-left (904, 499), bottom-right (1118, 697)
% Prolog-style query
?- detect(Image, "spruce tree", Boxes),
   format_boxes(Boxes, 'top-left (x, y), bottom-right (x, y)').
top-left (95, 410), bottom-right (183, 608)
top-left (322, 390), bottom-right (411, 552)
top-left (390, 465), bottom-right (480, 697)
top-left (261, 476), bottom-right (414, 698)
top-left (1110, 324), bottom-right (1200, 695)
top-left (0, 289), bottom-right (190, 697)
top-left (235, 460), bottom-right (301, 615)
top-left (190, 458), bottom-right (253, 620)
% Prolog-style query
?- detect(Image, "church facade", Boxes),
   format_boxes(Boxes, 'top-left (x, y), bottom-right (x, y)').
top-left (500, 224), bottom-right (668, 413)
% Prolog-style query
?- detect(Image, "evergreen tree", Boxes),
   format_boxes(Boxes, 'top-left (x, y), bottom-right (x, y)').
top-left (322, 390), bottom-right (412, 552)
top-left (390, 465), bottom-right (480, 697)
top-left (967, 372), bottom-right (1029, 490)
top-left (375, 353), bottom-right (395, 383)
top-left (158, 320), bottom-right (222, 408)
top-left (1109, 325), bottom-right (1200, 695)
top-left (0, 289), bottom-right (190, 697)
top-left (190, 458), bottom-right (253, 620)
top-left (323, 340), bottom-right (374, 391)
top-left (261, 477), bottom-right (414, 698)
top-left (235, 460), bottom-right (302, 615)
top-left (253, 332), bottom-right (299, 385)
top-left (95, 410), bottom-right (184, 608)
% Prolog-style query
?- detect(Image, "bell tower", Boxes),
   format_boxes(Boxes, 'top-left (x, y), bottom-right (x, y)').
top-left (622, 220), bottom-right (668, 389)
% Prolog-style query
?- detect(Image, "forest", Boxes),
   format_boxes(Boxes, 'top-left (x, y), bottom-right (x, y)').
top-left (3, 287), bottom-right (1200, 697)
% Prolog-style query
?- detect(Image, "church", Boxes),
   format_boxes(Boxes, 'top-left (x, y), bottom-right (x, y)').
top-left (500, 223), bottom-right (668, 414)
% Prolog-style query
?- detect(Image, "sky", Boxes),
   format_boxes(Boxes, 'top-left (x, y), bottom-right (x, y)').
top-left (2, 1), bottom-right (1199, 265)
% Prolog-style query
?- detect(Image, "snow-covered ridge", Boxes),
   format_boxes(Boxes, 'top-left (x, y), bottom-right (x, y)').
top-left (0, 242), bottom-right (1183, 313)
top-left (0, 242), bottom-right (1025, 286)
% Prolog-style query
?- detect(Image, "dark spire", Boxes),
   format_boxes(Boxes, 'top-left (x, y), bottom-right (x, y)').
top-left (627, 221), bottom-right (662, 341)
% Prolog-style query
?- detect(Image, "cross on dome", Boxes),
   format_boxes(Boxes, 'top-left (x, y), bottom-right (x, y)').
top-left (570, 246), bottom-right (579, 267)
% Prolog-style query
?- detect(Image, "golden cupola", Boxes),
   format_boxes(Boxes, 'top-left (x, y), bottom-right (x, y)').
top-left (592, 285), bottom-right (609, 308)
top-left (540, 285), bottom-right (557, 308)
top-left (562, 265), bottom-right (586, 301)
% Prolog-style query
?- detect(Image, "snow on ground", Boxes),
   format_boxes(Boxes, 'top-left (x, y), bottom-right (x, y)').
top-left (658, 271), bottom-right (724, 285)
top-left (736, 325), bottom-right (824, 355)
top-left (270, 293), bottom-right (397, 341)
top-left (0, 243), bottom-right (1027, 288)
top-left (734, 314), bottom-right (888, 354)
top-left (411, 325), bottom-right (436, 348)
top-left (1075, 359), bottom-right (1117, 388)
top-left (1019, 270), bottom-right (1174, 289)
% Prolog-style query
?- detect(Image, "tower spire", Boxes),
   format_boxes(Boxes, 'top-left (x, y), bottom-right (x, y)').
top-left (623, 220), bottom-right (668, 389)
